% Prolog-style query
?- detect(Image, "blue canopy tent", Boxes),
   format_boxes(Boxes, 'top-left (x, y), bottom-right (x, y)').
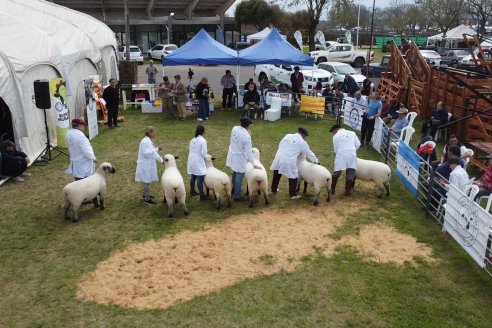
top-left (163, 28), bottom-right (238, 66)
top-left (238, 28), bottom-right (313, 66)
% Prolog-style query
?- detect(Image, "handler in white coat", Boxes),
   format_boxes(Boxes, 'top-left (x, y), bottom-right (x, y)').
top-left (330, 124), bottom-right (361, 196)
top-left (226, 117), bottom-right (261, 201)
top-left (65, 118), bottom-right (96, 180)
top-left (187, 125), bottom-right (207, 198)
top-left (270, 127), bottom-right (318, 199)
top-left (135, 126), bottom-right (163, 205)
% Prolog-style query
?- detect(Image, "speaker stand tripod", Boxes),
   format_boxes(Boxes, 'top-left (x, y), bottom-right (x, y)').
top-left (34, 107), bottom-right (69, 164)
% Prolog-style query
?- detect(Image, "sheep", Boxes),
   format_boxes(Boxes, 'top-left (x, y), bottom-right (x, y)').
top-left (245, 148), bottom-right (269, 208)
top-left (63, 162), bottom-right (116, 222)
top-left (161, 154), bottom-right (189, 218)
top-left (297, 155), bottom-right (332, 206)
top-left (355, 158), bottom-right (391, 198)
top-left (204, 154), bottom-right (232, 209)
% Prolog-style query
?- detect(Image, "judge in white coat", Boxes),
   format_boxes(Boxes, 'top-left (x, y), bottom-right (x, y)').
top-left (330, 124), bottom-right (361, 196)
top-left (65, 118), bottom-right (96, 180)
top-left (135, 126), bottom-right (163, 205)
top-left (187, 125), bottom-right (207, 198)
top-left (270, 127), bottom-right (318, 199)
top-left (226, 117), bottom-right (261, 201)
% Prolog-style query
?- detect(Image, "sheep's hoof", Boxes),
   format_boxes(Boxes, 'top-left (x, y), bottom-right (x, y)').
top-left (168, 214), bottom-right (174, 218)
top-left (184, 211), bottom-right (189, 216)
top-left (71, 217), bottom-right (79, 223)
top-left (377, 194), bottom-right (383, 199)
top-left (313, 200), bottom-right (319, 206)
top-left (100, 206), bottom-right (105, 211)
top-left (248, 202), bottom-right (253, 208)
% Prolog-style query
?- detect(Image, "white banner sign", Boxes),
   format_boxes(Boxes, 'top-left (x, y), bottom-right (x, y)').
top-left (265, 92), bottom-right (292, 107)
top-left (87, 98), bottom-right (98, 140)
top-left (396, 141), bottom-right (420, 196)
top-left (372, 117), bottom-right (384, 153)
top-left (342, 97), bottom-right (365, 131)
top-left (315, 31), bottom-right (325, 47)
top-left (294, 30), bottom-right (303, 50)
top-left (443, 184), bottom-right (492, 268)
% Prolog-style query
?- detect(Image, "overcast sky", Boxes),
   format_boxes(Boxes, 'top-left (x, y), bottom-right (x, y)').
top-left (226, 0), bottom-right (415, 16)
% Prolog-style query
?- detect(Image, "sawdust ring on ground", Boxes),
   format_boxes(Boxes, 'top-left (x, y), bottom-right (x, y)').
top-left (77, 199), bottom-right (434, 310)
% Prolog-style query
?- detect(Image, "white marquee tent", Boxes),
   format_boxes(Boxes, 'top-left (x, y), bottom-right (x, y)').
top-left (246, 27), bottom-right (287, 42)
top-left (428, 24), bottom-right (477, 41)
top-left (0, 0), bottom-right (118, 161)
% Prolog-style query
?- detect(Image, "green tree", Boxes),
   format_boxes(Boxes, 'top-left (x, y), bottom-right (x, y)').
top-left (235, 0), bottom-right (278, 30)
top-left (329, 0), bottom-right (355, 29)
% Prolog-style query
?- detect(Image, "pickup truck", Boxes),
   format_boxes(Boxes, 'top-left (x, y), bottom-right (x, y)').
top-left (309, 44), bottom-right (373, 68)
top-left (254, 64), bottom-right (334, 90)
top-left (362, 55), bottom-right (391, 78)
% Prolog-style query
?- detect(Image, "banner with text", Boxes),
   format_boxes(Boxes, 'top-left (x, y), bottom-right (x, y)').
top-left (443, 184), bottom-right (492, 268)
top-left (300, 95), bottom-right (325, 115)
top-left (342, 97), bottom-right (364, 131)
top-left (49, 78), bottom-right (70, 148)
top-left (84, 79), bottom-right (99, 140)
top-left (265, 92), bottom-right (292, 107)
top-left (396, 141), bottom-right (420, 196)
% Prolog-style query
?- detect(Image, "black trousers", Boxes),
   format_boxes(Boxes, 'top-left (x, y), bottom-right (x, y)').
top-left (107, 106), bottom-right (118, 127)
top-left (360, 115), bottom-right (376, 144)
top-left (222, 88), bottom-right (234, 108)
top-left (271, 170), bottom-right (298, 197)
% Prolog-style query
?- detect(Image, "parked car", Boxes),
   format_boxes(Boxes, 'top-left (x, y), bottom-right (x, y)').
top-left (147, 44), bottom-right (178, 60)
top-left (254, 64), bottom-right (334, 91)
top-left (419, 50), bottom-right (441, 67)
top-left (227, 42), bottom-right (251, 50)
top-left (440, 49), bottom-right (469, 67)
top-left (310, 44), bottom-right (373, 68)
top-left (362, 55), bottom-right (391, 78)
top-left (317, 62), bottom-right (366, 89)
top-left (118, 45), bottom-right (144, 65)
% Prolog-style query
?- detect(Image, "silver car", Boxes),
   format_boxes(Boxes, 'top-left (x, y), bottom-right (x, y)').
top-left (317, 62), bottom-right (366, 89)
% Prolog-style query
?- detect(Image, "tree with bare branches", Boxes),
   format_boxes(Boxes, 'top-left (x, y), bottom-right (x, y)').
top-left (465, 0), bottom-right (492, 37)
top-left (414, 0), bottom-right (465, 38)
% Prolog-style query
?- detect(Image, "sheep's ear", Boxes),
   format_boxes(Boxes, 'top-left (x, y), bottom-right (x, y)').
top-left (211, 157), bottom-right (216, 161)
top-left (174, 156), bottom-right (179, 160)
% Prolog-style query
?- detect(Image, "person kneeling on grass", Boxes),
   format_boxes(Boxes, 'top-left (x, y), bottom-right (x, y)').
top-left (0, 140), bottom-right (31, 182)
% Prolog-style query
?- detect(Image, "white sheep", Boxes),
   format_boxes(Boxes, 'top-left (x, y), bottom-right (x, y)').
top-left (245, 148), bottom-right (269, 208)
top-left (204, 154), bottom-right (232, 209)
top-left (63, 162), bottom-right (116, 222)
top-left (161, 154), bottom-right (189, 218)
top-left (297, 155), bottom-right (332, 206)
top-left (355, 158), bottom-right (391, 198)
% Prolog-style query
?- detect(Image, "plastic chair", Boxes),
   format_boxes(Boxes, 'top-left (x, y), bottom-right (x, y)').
top-left (477, 193), bottom-right (492, 212)
top-left (390, 126), bottom-right (415, 149)
top-left (264, 97), bottom-right (281, 122)
top-left (406, 112), bottom-right (418, 128)
top-left (434, 112), bottom-right (453, 141)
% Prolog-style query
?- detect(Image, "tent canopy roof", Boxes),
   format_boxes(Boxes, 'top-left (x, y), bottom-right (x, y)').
top-left (428, 24), bottom-right (477, 41)
top-left (246, 27), bottom-right (286, 42)
top-left (163, 29), bottom-right (239, 66)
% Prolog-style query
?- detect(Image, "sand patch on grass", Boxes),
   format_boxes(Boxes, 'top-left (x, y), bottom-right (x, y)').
top-left (77, 200), bottom-right (434, 310)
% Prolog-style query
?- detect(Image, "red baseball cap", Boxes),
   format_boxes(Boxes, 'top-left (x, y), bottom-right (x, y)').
top-left (72, 118), bottom-right (86, 125)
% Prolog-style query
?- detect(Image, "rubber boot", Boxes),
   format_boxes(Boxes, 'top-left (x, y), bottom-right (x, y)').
top-left (344, 180), bottom-right (353, 196)
top-left (331, 176), bottom-right (339, 195)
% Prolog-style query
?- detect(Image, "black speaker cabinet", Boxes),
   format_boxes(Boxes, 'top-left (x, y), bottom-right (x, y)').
top-left (33, 79), bottom-right (51, 109)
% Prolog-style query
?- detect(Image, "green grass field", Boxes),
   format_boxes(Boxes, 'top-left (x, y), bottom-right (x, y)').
top-left (1, 108), bottom-right (492, 327)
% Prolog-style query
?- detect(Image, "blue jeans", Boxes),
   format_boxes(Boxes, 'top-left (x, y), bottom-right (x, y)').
top-left (190, 174), bottom-right (205, 195)
top-left (231, 171), bottom-right (244, 199)
top-left (198, 99), bottom-right (209, 119)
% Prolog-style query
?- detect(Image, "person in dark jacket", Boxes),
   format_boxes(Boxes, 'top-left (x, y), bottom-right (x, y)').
top-left (340, 73), bottom-right (359, 97)
top-left (361, 78), bottom-right (374, 96)
top-left (0, 141), bottom-right (30, 181)
top-left (421, 101), bottom-right (448, 136)
top-left (195, 77), bottom-right (210, 121)
top-left (290, 66), bottom-right (304, 103)
top-left (102, 78), bottom-right (120, 128)
top-left (243, 83), bottom-right (260, 119)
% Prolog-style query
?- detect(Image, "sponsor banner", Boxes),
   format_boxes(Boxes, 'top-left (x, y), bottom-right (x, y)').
top-left (49, 78), bottom-right (70, 148)
top-left (342, 97), bottom-right (364, 131)
top-left (443, 184), bottom-right (492, 268)
top-left (372, 117), bottom-right (384, 153)
top-left (396, 141), bottom-right (420, 196)
top-left (84, 79), bottom-right (99, 140)
top-left (294, 30), bottom-right (303, 50)
top-left (265, 92), bottom-right (292, 107)
top-left (300, 95), bottom-right (324, 115)
top-left (315, 31), bottom-right (325, 47)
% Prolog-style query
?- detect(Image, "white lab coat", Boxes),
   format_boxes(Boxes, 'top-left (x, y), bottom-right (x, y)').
top-left (226, 126), bottom-right (255, 173)
top-left (135, 136), bottom-right (163, 183)
top-left (187, 135), bottom-right (207, 175)
top-left (65, 128), bottom-right (96, 179)
top-left (333, 128), bottom-right (361, 172)
top-left (270, 133), bottom-right (318, 178)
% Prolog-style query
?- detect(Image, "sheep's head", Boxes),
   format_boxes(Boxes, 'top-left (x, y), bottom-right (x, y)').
top-left (162, 154), bottom-right (177, 168)
top-left (204, 154), bottom-right (215, 168)
top-left (99, 162), bottom-right (116, 174)
top-left (296, 154), bottom-right (307, 163)
top-left (252, 148), bottom-right (260, 160)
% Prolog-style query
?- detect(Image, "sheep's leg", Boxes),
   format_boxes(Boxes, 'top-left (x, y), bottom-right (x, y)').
top-left (375, 182), bottom-right (385, 198)
top-left (216, 191), bottom-right (222, 209)
top-left (313, 185), bottom-right (320, 206)
top-left (263, 187), bottom-right (270, 205)
top-left (166, 198), bottom-right (174, 218)
top-left (326, 180), bottom-right (331, 202)
top-left (64, 201), bottom-right (71, 220)
top-left (99, 195), bottom-right (105, 210)
top-left (71, 204), bottom-right (81, 222)
top-left (93, 197), bottom-right (100, 208)
top-left (181, 197), bottom-right (189, 216)
top-left (384, 182), bottom-right (390, 196)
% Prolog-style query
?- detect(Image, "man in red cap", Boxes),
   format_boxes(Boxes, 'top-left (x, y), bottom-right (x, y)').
top-left (65, 118), bottom-right (96, 180)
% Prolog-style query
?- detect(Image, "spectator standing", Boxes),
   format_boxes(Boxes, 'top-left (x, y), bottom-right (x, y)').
top-left (226, 117), bottom-right (260, 201)
top-left (422, 101), bottom-right (448, 137)
top-left (270, 128), bottom-right (318, 199)
top-left (361, 78), bottom-right (374, 96)
top-left (102, 78), bottom-right (120, 128)
top-left (330, 124), bottom-right (361, 196)
top-left (195, 77), bottom-right (210, 121)
top-left (221, 70), bottom-right (236, 110)
top-left (360, 92), bottom-right (382, 148)
top-left (145, 60), bottom-right (158, 84)
top-left (187, 125), bottom-right (207, 199)
top-left (290, 66), bottom-right (304, 103)
top-left (322, 84), bottom-right (333, 113)
top-left (340, 73), bottom-right (359, 97)
top-left (158, 76), bottom-right (175, 119)
top-left (65, 118), bottom-right (96, 180)
top-left (135, 126), bottom-right (163, 205)
top-left (173, 74), bottom-right (187, 121)
top-left (243, 83), bottom-right (260, 119)
top-left (0, 141), bottom-right (31, 182)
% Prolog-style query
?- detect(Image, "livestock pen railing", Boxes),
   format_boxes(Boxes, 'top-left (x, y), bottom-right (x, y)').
top-left (341, 99), bottom-right (492, 276)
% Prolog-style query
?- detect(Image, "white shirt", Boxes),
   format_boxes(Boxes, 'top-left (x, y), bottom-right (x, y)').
top-left (135, 136), bottom-right (163, 183)
top-left (226, 126), bottom-right (255, 173)
top-left (333, 128), bottom-right (361, 172)
top-left (65, 128), bottom-right (96, 179)
top-left (187, 135), bottom-right (207, 176)
top-left (448, 165), bottom-right (470, 189)
top-left (270, 133), bottom-right (318, 179)
top-left (352, 95), bottom-right (367, 112)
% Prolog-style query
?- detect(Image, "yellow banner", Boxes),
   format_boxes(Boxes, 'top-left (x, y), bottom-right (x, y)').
top-left (300, 95), bottom-right (325, 115)
top-left (50, 78), bottom-right (70, 148)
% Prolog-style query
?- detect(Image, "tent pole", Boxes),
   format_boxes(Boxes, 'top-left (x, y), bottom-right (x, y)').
top-left (236, 65), bottom-right (240, 115)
